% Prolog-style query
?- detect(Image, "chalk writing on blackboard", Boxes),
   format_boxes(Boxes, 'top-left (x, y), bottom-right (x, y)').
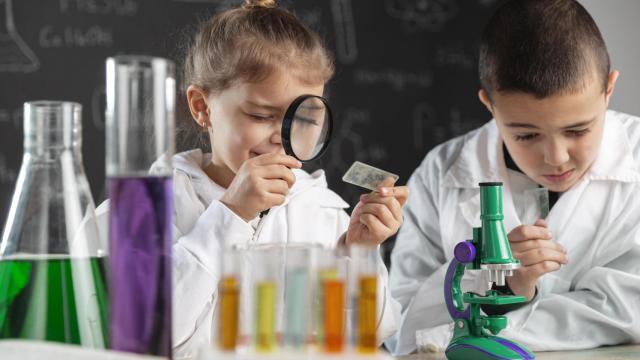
top-left (331, 0), bottom-right (357, 64)
top-left (354, 68), bottom-right (433, 91)
top-left (39, 25), bottom-right (114, 48)
top-left (435, 43), bottom-right (475, 69)
top-left (385, 0), bottom-right (458, 32)
top-left (413, 102), bottom-right (486, 150)
top-left (413, 102), bottom-right (441, 150)
top-left (91, 85), bottom-right (106, 131)
top-left (59, 0), bottom-right (139, 16)
top-left (0, 153), bottom-right (18, 186)
top-left (0, 106), bottom-right (22, 129)
top-left (0, 0), bottom-right (40, 72)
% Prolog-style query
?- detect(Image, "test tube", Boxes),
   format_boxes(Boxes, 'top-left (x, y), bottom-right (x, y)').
top-left (352, 244), bottom-right (379, 353)
top-left (523, 187), bottom-right (550, 224)
top-left (284, 246), bottom-right (311, 349)
top-left (218, 249), bottom-right (240, 351)
top-left (252, 247), bottom-right (281, 353)
top-left (317, 248), bottom-right (347, 353)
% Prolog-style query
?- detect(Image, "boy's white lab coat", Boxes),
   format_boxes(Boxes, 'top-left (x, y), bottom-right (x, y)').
top-left (95, 150), bottom-right (400, 359)
top-left (386, 110), bottom-right (640, 355)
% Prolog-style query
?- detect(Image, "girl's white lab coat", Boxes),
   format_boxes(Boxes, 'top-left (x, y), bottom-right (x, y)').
top-left (385, 110), bottom-right (640, 355)
top-left (95, 150), bottom-right (400, 359)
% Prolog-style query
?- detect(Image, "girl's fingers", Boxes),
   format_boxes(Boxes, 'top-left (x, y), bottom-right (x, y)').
top-left (360, 203), bottom-right (397, 229)
top-left (264, 178), bottom-right (290, 196)
top-left (359, 213), bottom-right (390, 243)
top-left (260, 164), bottom-right (296, 187)
top-left (359, 194), bottom-right (402, 222)
top-left (254, 153), bottom-right (302, 168)
top-left (378, 186), bottom-right (409, 206)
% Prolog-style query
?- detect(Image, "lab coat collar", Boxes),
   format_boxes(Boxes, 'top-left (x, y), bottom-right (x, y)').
top-left (587, 111), bottom-right (640, 182)
top-left (443, 120), bottom-right (502, 189)
top-left (443, 110), bottom-right (640, 189)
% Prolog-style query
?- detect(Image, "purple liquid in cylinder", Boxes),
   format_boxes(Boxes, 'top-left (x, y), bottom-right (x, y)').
top-left (109, 176), bottom-right (172, 357)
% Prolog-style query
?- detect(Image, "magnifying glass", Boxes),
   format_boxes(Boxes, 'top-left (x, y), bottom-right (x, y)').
top-left (281, 94), bottom-right (333, 162)
top-left (260, 95), bottom-right (333, 218)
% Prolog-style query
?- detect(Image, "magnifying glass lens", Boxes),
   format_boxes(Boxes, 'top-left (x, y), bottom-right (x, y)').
top-left (290, 97), bottom-right (330, 161)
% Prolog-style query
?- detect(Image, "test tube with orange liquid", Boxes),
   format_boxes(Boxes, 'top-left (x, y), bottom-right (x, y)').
top-left (352, 244), bottom-right (378, 353)
top-left (317, 248), bottom-right (347, 353)
top-left (218, 249), bottom-right (240, 351)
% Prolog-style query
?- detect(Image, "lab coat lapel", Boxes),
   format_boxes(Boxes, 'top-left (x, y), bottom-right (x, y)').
top-left (449, 120), bottom-right (522, 232)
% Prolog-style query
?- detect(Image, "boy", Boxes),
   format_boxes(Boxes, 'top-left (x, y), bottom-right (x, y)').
top-left (386, 0), bottom-right (640, 355)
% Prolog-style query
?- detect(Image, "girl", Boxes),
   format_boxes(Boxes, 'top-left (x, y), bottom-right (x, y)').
top-left (99, 0), bottom-right (407, 357)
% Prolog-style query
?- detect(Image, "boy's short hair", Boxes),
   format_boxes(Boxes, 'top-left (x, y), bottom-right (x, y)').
top-left (479, 0), bottom-right (610, 99)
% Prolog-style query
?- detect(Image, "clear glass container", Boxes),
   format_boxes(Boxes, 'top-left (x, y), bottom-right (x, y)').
top-left (105, 55), bottom-right (175, 357)
top-left (0, 101), bottom-right (107, 348)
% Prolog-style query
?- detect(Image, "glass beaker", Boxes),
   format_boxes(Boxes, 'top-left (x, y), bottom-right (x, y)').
top-left (0, 101), bottom-right (107, 348)
top-left (105, 55), bottom-right (175, 357)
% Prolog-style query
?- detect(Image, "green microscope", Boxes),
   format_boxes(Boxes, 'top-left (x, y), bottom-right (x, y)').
top-left (444, 182), bottom-right (535, 359)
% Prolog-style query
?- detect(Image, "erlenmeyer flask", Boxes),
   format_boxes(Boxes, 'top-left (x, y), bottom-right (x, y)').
top-left (0, 101), bottom-right (108, 348)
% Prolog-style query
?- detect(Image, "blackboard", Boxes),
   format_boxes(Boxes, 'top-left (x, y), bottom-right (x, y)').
top-left (0, 0), bottom-right (503, 261)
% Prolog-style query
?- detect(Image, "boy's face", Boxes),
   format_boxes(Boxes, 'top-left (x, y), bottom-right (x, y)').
top-left (480, 71), bottom-right (618, 192)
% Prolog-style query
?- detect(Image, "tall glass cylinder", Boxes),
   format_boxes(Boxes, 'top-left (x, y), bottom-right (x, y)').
top-left (105, 55), bottom-right (175, 357)
top-left (0, 101), bottom-right (108, 348)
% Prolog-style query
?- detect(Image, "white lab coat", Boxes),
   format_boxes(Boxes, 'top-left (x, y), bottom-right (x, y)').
top-left (95, 149), bottom-right (401, 359)
top-left (385, 110), bottom-right (640, 355)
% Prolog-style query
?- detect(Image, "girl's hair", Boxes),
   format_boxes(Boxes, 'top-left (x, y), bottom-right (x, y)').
top-left (178, 0), bottom-right (334, 151)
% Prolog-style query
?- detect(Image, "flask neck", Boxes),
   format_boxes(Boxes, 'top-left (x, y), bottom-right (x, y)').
top-left (24, 101), bottom-right (82, 155)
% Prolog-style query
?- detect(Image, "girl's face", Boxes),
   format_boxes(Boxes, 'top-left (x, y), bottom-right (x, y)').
top-left (480, 71), bottom-right (618, 192)
top-left (205, 68), bottom-right (324, 180)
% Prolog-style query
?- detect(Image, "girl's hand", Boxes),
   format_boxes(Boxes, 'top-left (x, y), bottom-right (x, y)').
top-left (506, 219), bottom-right (568, 301)
top-left (220, 153), bottom-right (301, 221)
top-left (345, 177), bottom-right (409, 246)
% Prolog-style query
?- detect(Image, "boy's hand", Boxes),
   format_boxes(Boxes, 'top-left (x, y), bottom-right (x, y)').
top-left (506, 219), bottom-right (568, 301)
top-left (220, 153), bottom-right (301, 221)
top-left (345, 177), bottom-right (409, 246)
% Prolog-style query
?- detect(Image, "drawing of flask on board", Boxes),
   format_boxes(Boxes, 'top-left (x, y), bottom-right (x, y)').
top-left (0, 101), bottom-right (108, 348)
top-left (0, 0), bottom-right (39, 72)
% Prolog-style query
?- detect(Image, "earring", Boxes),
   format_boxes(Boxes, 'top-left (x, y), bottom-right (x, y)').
top-left (197, 112), bottom-right (207, 130)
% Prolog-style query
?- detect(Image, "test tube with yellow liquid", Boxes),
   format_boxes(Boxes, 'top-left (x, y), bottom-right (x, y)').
top-left (252, 247), bottom-right (281, 353)
top-left (352, 244), bottom-right (379, 353)
top-left (218, 249), bottom-right (240, 352)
